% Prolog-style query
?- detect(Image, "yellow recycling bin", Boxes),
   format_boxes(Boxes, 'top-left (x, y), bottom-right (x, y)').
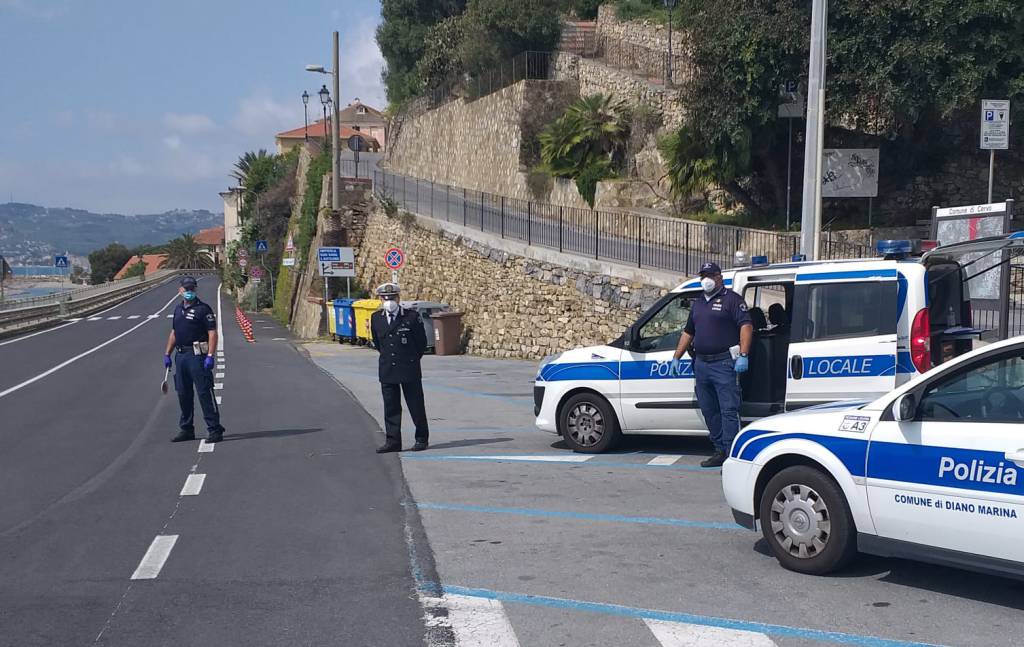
top-left (327, 300), bottom-right (338, 339)
top-left (352, 299), bottom-right (381, 344)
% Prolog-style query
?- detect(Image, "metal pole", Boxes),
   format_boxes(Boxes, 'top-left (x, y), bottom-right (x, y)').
top-left (786, 117), bottom-right (793, 229)
top-left (813, 87), bottom-right (825, 261)
top-left (799, 0), bottom-right (828, 260)
top-left (323, 276), bottom-right (329, 334)
top-left (346, 277), bottom-right (351, 299)
top-left (988, 149), bottom-right (995, 203)
top-left (304, 103), bottom-right (309, 141)
top-left (666, 5), bottom-right (673, 86)
top-left (331, 31), bottom-right (341, 213)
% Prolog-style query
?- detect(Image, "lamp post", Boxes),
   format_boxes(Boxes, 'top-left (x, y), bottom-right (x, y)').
top-left (318, 85), bottom-right (330, 146)
top-left (302, 90), bottom-right (310, 141)
top-left (306, 31), bottom-right (342, 215)
top-left (663, 0), bottom-right (677, 86)
top-left (799, 0), bottom-right (828, 260)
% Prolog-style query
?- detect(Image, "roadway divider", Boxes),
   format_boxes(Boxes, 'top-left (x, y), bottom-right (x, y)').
top-left (0, 270), bottom-right (216, 340)
top-left (235, 307), bottom-right (255, 343)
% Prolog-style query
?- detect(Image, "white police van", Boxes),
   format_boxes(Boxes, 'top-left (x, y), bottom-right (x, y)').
top-left (534, 238), bottom-right (986, 453)
top-left (723, 334), bottom-right (1024, 579)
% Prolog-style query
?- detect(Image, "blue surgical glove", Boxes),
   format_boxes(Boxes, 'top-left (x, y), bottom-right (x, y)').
top-left (734, 355), bottom-right (749, 374)
top-left (204, 355), bottom-right (215, 371)
top-left (164, 354), bottom-right (172, 369)
top-left (670, 358), bottom-right (683, 376)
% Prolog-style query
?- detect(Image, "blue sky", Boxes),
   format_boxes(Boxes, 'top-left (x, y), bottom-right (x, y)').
top-left (0, 0), bottom-right (386, 215)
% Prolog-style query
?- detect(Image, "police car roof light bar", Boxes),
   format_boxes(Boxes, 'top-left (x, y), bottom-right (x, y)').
top-left (750, 255), bottom-right (770, 267)
top-left (877, 239), bottom-right (913, 259)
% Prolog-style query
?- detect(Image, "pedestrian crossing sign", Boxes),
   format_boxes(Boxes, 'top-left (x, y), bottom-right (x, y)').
top-left (255, 240), bottom-right (269, 253)
top-left (54, 255), bottom-right (69, 268)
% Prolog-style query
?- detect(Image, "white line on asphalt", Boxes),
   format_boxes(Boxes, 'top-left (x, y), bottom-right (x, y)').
top-left (214, 383), bottom-right (223, 390)
top-left (442, 593), bottom-right (520, 647)
top-left (147, 314), bottom-right (159, 319)
top-left (216, 350), bottom-right (224, 356)
top-left (437, 454), bottom-right (594, 463)
top-left (644, 618), bottom-right (777, 646)
top-left (166, 314), bottom-right (173, 318)
top-left (127, 315), bottom-right (140, 319)
top-left (130, 535), bottom-right (178, 580)
top-left (107, 316), bottom-right (121, 320)
top-left (272, 337), bottom-right (286, 341)
top-left (198, 439), bottom-right (214, 453)
top-left (87, 316), bottom-right (102, 321)
top-left (0, 293), bottom-right (179, 400)
top-left (216, 281), bottom-right (224, 352)
top-left (0, 320), bottom-right (79, 346)
top-left (179, 474), bottom-right (206, 496)
top-left (215, 396), bottom-right (222, 405)
top-left (65, 318), bottom-right (82, 322)
top-left (215, 372), bottom-right (224, 379)
top-left (648, 455), bottom-right (682, 466)
top-left (216, 363), bottom-right (225, 369)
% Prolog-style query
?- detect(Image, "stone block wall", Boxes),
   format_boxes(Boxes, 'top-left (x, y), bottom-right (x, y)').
top-left (354, 202), bottom-right (670, 359)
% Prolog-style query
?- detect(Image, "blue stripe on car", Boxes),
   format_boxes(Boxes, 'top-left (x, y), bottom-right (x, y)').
top-left (796, 269), bottom-right (897, 282)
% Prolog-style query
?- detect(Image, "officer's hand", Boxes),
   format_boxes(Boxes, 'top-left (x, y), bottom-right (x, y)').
top-left (670, 358), bottom-right (683, 376)
top-left (164, 354), bottom-right (172, 369)
top-left (203, 356), bottom-right (215, 371)
top-left (734, 355), bottom-right (749, 374)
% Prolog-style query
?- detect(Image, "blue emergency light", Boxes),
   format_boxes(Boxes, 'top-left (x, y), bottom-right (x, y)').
top-left (750, 255), bottom-right (769, 267)
top-left (791, 254), bottom-right (806, 262)
top-left (876, 239), bottom-right (913, 259)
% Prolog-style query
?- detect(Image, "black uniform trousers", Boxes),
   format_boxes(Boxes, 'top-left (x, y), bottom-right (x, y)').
top-left (381, 381), bottom-right (429, 447)
top-left (174, 351), bottom-right (225, 435)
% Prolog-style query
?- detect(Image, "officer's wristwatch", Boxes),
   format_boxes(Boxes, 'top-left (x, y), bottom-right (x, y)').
top-left (738, 352), bottom-right (748, 358)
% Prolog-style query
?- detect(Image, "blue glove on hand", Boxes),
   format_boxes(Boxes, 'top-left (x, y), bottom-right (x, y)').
top-left (204, 355), bottom-right (215, 371)
top-left (734, 355), bottom-right (749, 374)
top-left (163, 354), bottom-right (172, 369)
top-left (670, 358), bottom-right (683, 376)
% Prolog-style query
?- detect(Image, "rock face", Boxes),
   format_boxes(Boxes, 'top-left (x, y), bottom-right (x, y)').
top-left (354, 202), bottom-right (669, 359)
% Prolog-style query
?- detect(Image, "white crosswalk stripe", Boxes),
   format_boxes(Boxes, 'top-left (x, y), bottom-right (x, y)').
top-left (648, 455), bottom-right (681, 466)
top-left (87, 317), bottom-right (102, 321)
top-left (423, 594), bottom-right (520, 647)
top-left (107, 316), bottom-right (121, 320)
top-left (644, 619), bottom-right (777, 646)
top-left (127, 315), bottom-right (141, 319)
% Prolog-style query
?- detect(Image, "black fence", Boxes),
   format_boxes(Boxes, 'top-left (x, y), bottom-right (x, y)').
top-left (374, 169), bottom-right (871, 276)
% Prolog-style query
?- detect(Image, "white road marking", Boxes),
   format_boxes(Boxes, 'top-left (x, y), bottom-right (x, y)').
top-left (215, 372), bottom-right (224, 379)
top-left (216, 351), bottom-right (224, 357)
top-left (130, 535), bottom-right (178, 580)
top-left (147, 314), bottom-right (159, 319)
top-left (65, 318), bottom-right (82, 322)
top-left (261, 326), bottom-right (273, 329)
top-left (198, 439), bottom-right (214, 453)
top-left (272, 337), bottom-right (287, 341)
top-left (445, 455), bottom-right (594, 463)
top-left (644, 619), bottom-right (777, 646)
top-left (214, 383), bottom-right (223, 390)
top-left (87, 316), bottom-right (102, 321)
top-left (648, 455), bottom-right (681, 466)
top-left (215, 396), bottom-right (222, 405)
top-left (0, 293), bottom-right (179, 400)
top-left (0, 320), bottom-right (79, 346)
top-left (216, 363), bottom-right (225, 369)
top-left (179, 474), bottom-right (206, 496)
top-left (127, 315), bottom-right (141, 319)
top-left (439, 593), bottom-right (520, 647)
top-left (107, 316), bottom-right (121, 320)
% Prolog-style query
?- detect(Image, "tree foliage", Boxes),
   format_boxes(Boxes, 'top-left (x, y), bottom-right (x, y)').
top-left (161, 234), bottom-right (214, 270)
top-left (88, 243), bottom-right (132, 284)
top-left (378, 0), bottom-right (466, 106)
top-left (122, 259), bottom-right (146, 279)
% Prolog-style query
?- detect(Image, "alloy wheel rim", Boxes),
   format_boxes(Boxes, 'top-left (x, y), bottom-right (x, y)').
top-left (567, 403), bottom-right (604, 447)
top-left (769, 483), bottom-right (831, 559)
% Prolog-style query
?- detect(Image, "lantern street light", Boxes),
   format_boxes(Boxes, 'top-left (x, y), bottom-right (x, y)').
top-left (307, 32), bottom-right (342, 216)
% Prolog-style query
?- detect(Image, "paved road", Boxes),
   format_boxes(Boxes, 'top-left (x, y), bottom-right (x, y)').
top-left (0, 281), bottom-right (426, 646)
top-left (308, 341), bottom-right (1024, 647)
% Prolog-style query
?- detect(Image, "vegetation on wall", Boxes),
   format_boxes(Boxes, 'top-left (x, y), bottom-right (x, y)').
top-left (122, 259), bottom-right (146, 279)
top-left (294, 147), bottom-right (332, 271)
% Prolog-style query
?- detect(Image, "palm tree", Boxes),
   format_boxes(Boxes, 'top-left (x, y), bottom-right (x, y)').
top-left (658, 124), bottom-right (762, 216)
top-left (161, 234), bottom-right (214, 270)
top-left (230, 149), bottom-right (276, 187)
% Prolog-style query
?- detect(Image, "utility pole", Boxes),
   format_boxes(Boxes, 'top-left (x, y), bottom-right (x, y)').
top-left (331, 31), bottom-right (341, 214)
top-left (799, 0), bottom-right (828, 261)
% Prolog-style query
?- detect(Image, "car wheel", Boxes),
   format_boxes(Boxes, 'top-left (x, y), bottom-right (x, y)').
top-left (559, 393), bottom-right (621, 454)
top-left (758, 466), bottom-right (857, 575)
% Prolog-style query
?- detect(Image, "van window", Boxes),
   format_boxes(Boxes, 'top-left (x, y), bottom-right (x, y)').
top-left (791, 281), bottom-right (896, 342)
top-left (637, 293), bottom-right (694, 352)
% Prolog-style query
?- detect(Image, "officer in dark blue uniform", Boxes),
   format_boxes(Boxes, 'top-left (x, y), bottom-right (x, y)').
top-left (370, 282), bottom-right (429, 453)
top-left (164, 276), bottom-right (225, 443)
top-left (671, 262), bottom-right (752, 467)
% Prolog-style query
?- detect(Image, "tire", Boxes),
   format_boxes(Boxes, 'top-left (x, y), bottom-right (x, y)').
top-left (559, 392), bottom-right (621, 453)
top-left (758, 466), bottom-right (857, 575)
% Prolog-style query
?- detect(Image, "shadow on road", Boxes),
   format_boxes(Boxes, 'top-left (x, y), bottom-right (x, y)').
top-left (548, 436), bottom-right (715, 456)
top-left (423, 438), bottom-right (514, 450)
top-left (220, 428), bottom-right (323, 442)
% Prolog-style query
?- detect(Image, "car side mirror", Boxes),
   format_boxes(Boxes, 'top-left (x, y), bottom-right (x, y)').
top-left (893, 393), bottom-right (917, 422)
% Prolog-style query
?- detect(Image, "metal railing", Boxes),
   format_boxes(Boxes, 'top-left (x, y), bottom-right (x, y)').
top-left (0, 270), bottom-right (165, 311)
top-left (425, 51), bottom-right (555, 109)
top-left (590, 34), bottom-right (694, 88)
top-left (374, 169), bottom-right (871, 276)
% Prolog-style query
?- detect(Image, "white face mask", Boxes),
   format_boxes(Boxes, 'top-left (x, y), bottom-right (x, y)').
top-left (700, 277), bottom-right (718, 294)
top-left (382, 299), bottom-right (400, 314)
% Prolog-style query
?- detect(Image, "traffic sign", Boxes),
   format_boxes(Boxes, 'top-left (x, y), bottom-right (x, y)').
top-left (54, 255), bottom-right (69, 269)
top-left (252, 278), bottom-right (262, 284)
top-left (237, 248), bottom-right (249, 258)
top-left (255, 240), bottom-right (269, 253)
top-left (285, 235), bottom-right (295, 252)
top-left (238, 258), bottom-right (248, 268)
top-left (384, 247), bottom-right (405, 270)
top-left (347, 134), bottom-right (364, 152)
top-left (249, 266), bottom-right (264, 279)
top-left (981, 99), bottom-right (1010, 150)
top-left (282, 257), bottom-right (296, 267)
top-left (318, 247), bottom-right (355, 277)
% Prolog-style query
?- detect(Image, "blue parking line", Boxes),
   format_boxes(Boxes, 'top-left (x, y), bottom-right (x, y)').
top-left (413, 502), bottom-right (740, 530)
top-left (429, 583), bottom-right (942, 647)
top-left (402, 455), bottom-right (717, 472)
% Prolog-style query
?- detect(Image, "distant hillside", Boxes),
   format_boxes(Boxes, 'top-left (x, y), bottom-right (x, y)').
top-left (0, 203), bottom-right (222, 265)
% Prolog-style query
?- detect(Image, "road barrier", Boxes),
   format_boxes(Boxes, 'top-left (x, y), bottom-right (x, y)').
top-left (235, 306), bottom-right (255, 343)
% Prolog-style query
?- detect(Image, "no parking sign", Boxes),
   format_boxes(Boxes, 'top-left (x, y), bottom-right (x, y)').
top-left (384, 247), bottom-right (405, 270)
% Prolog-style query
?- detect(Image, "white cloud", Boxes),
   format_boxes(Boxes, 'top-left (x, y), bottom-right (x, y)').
top-left (163, 112), bottom-right (217, 134)
top-left (0, 0), bottom-right (70, 20)
top-left (163, 134), bottom-right (182, 150)
top-left (232, 93), bottom-right (303, 137)
top-left (339, 18), bottom-right (387, 108)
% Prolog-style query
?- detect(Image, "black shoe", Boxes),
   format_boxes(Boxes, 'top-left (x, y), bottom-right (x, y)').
top-left (376, 444), bottom-right (401, 454)
top-left (171, 430), bottom-right (196, 443)
top-left (412, 441), bottom-right (428, 451)
top-left (700, 451), bottom-right (727, 468)
top-left (206, 432), bottom-right (223, 443)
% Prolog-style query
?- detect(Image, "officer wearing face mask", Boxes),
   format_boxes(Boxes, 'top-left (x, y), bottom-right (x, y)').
top-left (164, 276), bottom-right (225, 443)
top-left (370, 282), bottom-right (429, 453)
top-left (670, 262), bottom-right (752, 467)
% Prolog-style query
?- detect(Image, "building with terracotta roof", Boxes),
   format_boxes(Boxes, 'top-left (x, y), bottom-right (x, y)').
top-left (113, 254), bottom-right (168, 280)
top-left (194, 225), bottom-right (225, 265)
top-left (337, 98), bottom-right (387, 148)
top-left (275, 120), bottom-right (380, 155)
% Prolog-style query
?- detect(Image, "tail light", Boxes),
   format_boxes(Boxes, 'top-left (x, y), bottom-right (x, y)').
top-left (910, 308), bottom-right (931, 373)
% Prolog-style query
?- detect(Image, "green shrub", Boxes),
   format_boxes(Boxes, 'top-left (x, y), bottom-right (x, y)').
top-left (294, 147), bottom-right (332, 270)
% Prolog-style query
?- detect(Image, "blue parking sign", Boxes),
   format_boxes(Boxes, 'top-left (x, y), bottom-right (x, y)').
top-left (255, 240), bottom-right (269, 253)
top-left (54, 255), bottom-right (69, 268)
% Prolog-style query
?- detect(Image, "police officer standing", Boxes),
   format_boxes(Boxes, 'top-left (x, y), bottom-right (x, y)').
top-left (370, 283), bottom-right (429, 453)
top-left (671, 262), bottom-right (751, 467)
top-left (164, 276), bottom-right (225, 443)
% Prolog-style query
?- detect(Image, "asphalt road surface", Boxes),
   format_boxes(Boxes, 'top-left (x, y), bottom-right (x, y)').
top-left (0, 280), bottom-right (427, 646)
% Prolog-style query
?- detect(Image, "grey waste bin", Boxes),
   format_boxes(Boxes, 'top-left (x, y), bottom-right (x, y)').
top-left (400, 301), bottom-right (450, 350)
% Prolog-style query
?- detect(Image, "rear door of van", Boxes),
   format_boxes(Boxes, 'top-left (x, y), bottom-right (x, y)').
top-left (785, 263), bottom-right (899, 410)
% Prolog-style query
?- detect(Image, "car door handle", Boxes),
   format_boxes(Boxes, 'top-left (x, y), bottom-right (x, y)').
top-left (790, 355), bottom-right (803, 380)
top-left (1005, 449), bottom-right (1024, 466)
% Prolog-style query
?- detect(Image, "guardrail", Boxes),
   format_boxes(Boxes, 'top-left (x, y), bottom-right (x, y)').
top-left (0, 269), bottom-right (212, 338)
top-left (0, 271), bottom-right (175, 311)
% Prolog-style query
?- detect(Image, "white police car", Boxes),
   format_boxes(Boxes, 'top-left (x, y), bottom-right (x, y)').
top-left (724, 334), bottom-right (1024, 579)
top-left (534, 237), bottom-right (1007, 453)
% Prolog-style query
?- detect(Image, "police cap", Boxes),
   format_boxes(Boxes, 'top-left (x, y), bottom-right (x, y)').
top-left (375, 282), bottom-right (400, 299)
top-left (180, 276), bottom-right (198, 289)
top-left (698, 262), bottom-right (722, 277)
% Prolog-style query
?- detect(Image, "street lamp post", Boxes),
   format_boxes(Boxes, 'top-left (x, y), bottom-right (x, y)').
top-left (302, 90), bottom-right (310, 141)
top-left (306, 32), bottom-right (342, 215)
top-left (318, 85), bottom-right (330, 146)
top-left (663, 0), bottom-right (677, 86)
top-left (799, 0), bottom-right (828, 261)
